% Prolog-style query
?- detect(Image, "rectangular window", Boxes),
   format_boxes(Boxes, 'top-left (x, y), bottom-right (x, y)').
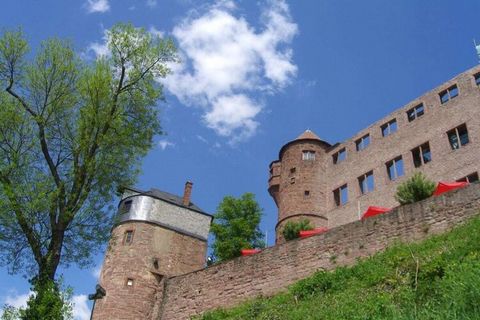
top-left (457, 172), bottom-right (479, 183)
top-left (411, 142), bottom-right (431, 168)
top-left (407, 103), bottom-right (424, 122)
top-left (121, 200), bottom-right (133, 214)
top-left (126, 278), bottom-right (134, 287)
top-left (302, 150), bottom-right (316, 161)
top-left (475, 73), bottom-right (480, 86)
top-left (332, 148), bottom-right (346, 164)
top-left (386, 156), bottom-right (404, 180)
top-left (358, 171), bottom-right (374, 195)
top-left (439, 85), bottom-right (459, 104)
top-left (447, 124), bottom-right (469, 150)
top-left (381, 119), bottom-right (398, 137)
top-left (124, 230), bottom-right (134, 245)
top-left (333, 184), bottom-right (348, 206)
top-left (355, 134), bottom-right (370, 151)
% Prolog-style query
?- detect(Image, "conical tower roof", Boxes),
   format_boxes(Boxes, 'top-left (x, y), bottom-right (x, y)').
top-left (277, 129), bottom-right (331, 160)
top-left (295, 129), bottom-right (321, 141)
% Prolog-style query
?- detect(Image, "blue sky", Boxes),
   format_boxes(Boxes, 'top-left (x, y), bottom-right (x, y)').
top-left (1, 0), bottom-right (480, 318)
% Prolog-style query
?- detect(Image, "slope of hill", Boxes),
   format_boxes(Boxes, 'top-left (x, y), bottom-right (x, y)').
top-left (198, 216), bottom-right (480, 320)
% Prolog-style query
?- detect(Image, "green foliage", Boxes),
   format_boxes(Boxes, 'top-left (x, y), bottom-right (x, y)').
top-left (282, 219), bottom-right (313, 241)
top-left (210, 193), bottom-right (264, 262)
top-left (198, 216), bottom-right (480, 320)
top-left (1, 279), bottom-right (73, 320)
top-left (0, 24), bottom-right (177, 284)
top-left (395, 172), bottom-right (436, 205)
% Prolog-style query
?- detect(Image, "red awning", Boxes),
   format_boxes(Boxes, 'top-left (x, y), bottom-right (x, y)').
top-left (241, 249), bottom-right (261, 256)
top-left (299, 227), bottom-right (329, 238)
top-left (433, 181), bottom-right (469, 196)
top-left (361, 206), bottom-right (391, 220)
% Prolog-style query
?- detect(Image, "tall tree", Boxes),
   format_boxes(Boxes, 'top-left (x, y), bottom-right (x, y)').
top-left (210, 193), bottom-right (264, 261)
top-left (0, 24), bottom-right (177, 284)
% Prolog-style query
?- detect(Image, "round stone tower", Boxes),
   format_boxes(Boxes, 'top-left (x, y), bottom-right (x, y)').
top-left (269, 130), bottom-right (331, 243)
top-left (91, 182), bottom-right (212, 320)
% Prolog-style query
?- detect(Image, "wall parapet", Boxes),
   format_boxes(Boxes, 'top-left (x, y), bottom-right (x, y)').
top-left (158, 183), bottom-right (480, 319)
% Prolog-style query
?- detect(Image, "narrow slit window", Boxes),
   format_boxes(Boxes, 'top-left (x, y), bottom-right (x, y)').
top-left (124, 230), bottom-right (134, 245)
top-left (333, 184), bottom-right (348, 206)
top-left (381, 119), bottom-right (398, 137)
top-left (386, 156), bottom-right (404, 181)
top-left (475, 73), bottom-right (480, 86)
top-left (447, 124), bottom-right (469, 150)
top-left (355, 134), bottom-right (370, 151)
top-left (407, 103), bottom-right (424, 122)
top-left (358, 171), bottom-right (374, 194)
top-left (439, 85), bottom-right (459, 104)
top-left (411, 142), bottom-right (431, 168)
top-left (332, 148), bottom-right (346, 164)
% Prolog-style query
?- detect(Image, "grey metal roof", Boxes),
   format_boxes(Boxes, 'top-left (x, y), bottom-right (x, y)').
top-left (124, 186), bottom-right (211, 217)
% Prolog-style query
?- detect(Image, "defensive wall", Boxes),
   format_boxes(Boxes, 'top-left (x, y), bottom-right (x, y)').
top-left (269, 64), bottom-right (480, 239)
top-left (157, 182), bottom-right (480, 319)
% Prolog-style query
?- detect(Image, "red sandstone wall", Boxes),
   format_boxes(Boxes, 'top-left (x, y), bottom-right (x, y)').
top-left (159, 183), bottom-right (480, 319)
top-left (92, 222), bottom-right (207, 320)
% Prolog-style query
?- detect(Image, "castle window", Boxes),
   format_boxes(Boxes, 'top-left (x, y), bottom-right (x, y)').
top-left (290, 167), bottom-right (296, 175)
top-left (333, 184), bottom-right (348, 206)
top-left (126, 278), bottom-right (134, 287)
top-left (457, 172), bottom-right (479, 183)
top-left (386, 156), bottom-right (404, 181)
top-left (407, 103), bottom-right (424, 122)
top-left (381, 119), bottom-right (397, 137)
top-left (124, 230), bottom-right (134, 245)
top-left (304, 190), bottom-right (310, 197)
top-left (355, 134), bottom-right (370, 151)
top-left (332, 148), bottom-right (346, 164)
top-left (121, 199), bottom-right (133, 214)
top-left (358, 171), bottom-right (374, 195)
top-left (411, 142), bottom-right (431, 168)
top-left (475, 73), bottom-right (480, 86)
top-left (439, 85), bottom-right (458, 104)
top-left (302, 150), bottom-right (315, 161)
top-left (447, 124), bottom-right (469, 150)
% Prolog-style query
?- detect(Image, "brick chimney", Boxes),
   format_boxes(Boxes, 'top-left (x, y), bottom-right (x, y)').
top-left (183, 181), bottom-right (193, 206)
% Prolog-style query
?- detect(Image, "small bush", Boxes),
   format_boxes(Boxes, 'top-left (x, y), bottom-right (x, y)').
top-left (282, 219), bottom-right (313, 241)
top-left (395, 172), bottom-right (435, 205)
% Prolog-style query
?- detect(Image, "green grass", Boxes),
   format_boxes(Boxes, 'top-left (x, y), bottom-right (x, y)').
top-left (197, 216), bottom-right (480, 320)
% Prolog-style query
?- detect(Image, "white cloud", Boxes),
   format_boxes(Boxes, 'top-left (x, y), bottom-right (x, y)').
top-left (148, 26), bottom-right (165, 38)
top-left (91, 265), bottom-right (102, 279)
top-left (163, 0), bottom-right (297, 143)
top-left (146, 0), bottom-right (157, 8)
top-left (86, 29), bottom-right (110, 58)
top-left (4, 291), bottom-right (32, 309)
top-left (72, 295), bottom-right (91, 320)
top-left (86, 0), bottom-right (110, 13)
top-left (158, 139), bottom-right (175, 150)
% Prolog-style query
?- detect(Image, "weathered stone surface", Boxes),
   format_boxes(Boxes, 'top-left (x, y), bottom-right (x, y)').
top-left (159, 183), bottom-right (480, 319)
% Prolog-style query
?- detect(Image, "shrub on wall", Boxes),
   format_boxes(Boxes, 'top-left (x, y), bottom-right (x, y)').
top-left (282, 219), bottom-right (313, 241)
top-left (395, 172), bottom-right (435, 205)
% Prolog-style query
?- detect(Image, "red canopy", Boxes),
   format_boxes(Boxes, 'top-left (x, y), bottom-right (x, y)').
top-left (299, 227), bottom-right (329, 238)
top-left (241, 249), bottom-right (261, 256)
top-left (433, 181), bottom-right (469, 196)
top-left (361, 206), bottom-right (391, 220)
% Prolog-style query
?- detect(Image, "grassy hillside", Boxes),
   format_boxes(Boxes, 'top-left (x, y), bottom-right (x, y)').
top-left (197, 216), bottom-right (480, 320)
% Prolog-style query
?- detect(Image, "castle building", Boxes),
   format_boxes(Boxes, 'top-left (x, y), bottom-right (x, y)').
top-left (270, 65), bottom-right (480, 243)
top-left (91, 182), bottom-right (212, 319)
top-left (92, 65), bottom-right (480, 319)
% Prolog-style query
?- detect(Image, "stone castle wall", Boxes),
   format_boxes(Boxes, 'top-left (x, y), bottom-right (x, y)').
top-left (158, 182), bottom-right (480, 319)
top-left (269, 65), bottom-right (480, 238)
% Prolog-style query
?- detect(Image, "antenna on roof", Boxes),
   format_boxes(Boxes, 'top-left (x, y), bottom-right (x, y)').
top-left (474, 39), bottom-right (480, 63)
